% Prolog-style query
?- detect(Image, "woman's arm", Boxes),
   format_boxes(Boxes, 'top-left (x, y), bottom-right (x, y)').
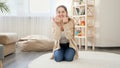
top-left (53, 16), bottom-right (64, 31)
top-left (52, 20), bottom-right (62, 40)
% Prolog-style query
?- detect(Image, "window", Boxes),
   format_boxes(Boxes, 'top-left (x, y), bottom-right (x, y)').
top-left (0, 0), bottom-right (51, 16)
top-left (51, 0), bottom-right (72, 17)
top-left (0, 0), bottom-right (71, 17)
top-left (30, 0), bottom-right (50, 16)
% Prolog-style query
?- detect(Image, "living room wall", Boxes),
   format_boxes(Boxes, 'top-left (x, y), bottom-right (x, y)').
top-left (0, 16), bottom-right (52, 39)
top-left (95, 0), bottom-right (120, 47)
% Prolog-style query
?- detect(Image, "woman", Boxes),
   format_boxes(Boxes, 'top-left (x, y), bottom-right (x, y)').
top-left (51, 5), bottom-right (79, 62)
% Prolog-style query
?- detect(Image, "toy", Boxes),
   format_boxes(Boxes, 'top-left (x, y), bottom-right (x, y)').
top-left (80, 20), bottom-right (85, 26)
top-left (78, 32), bottom-right (82, 36)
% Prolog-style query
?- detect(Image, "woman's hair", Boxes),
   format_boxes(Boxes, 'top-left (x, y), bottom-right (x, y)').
top-left (56, 5), bottom-right (68, 16)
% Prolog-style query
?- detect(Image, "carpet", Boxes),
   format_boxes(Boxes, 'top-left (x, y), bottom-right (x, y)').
top-left (28, 51), bottom-right (120, 68)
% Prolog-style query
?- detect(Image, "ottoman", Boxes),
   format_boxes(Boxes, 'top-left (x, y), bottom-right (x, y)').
top-left (0, 33), bottom-right (18, 56)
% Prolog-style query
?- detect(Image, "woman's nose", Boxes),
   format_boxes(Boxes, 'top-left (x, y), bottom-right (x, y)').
top-left (60, 12), bottom-right (63, 15)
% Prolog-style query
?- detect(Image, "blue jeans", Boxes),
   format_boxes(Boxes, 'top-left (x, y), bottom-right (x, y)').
top-left (54, 43), bottom-right (75, 62)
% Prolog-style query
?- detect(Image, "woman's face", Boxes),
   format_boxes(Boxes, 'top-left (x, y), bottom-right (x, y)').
top-left (56, 7), bottom-right (67, 18)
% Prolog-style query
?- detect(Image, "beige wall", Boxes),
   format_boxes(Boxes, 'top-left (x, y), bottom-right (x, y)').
top-left (95, 0), bottom-right (120, 47)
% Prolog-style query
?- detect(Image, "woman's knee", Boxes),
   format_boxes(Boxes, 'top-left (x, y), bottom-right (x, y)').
top-left (64, 48), bottom-right (75, 61)
top-left (54, 57), bottom-right (63, 62)
top-left (64, 56), bottom-right (74, 61)
top-left (54, 49), bottom-right (64, 62)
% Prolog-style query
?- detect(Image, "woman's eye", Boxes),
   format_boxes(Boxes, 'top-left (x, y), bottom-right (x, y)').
top-left (58, 11), bottom-right (60, 14)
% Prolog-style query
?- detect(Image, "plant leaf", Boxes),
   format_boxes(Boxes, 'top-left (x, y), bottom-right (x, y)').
top-left (0, 2), bottom-right (9, 13)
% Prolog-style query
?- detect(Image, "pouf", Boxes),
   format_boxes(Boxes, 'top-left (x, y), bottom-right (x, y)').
top-left (18, 35), bottom-right (54, 52)
top-left (0, 33), bottom-right (18, 44)
top-left (18, 39), bottom-right (54, 52)
top-left (28, 51), bottom-right (120, 68)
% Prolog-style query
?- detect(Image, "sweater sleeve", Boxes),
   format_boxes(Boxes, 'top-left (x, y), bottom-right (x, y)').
top-left (52, 22), bottom-right (61, 40)
top-left (63, 19), bottom-right (75, 40)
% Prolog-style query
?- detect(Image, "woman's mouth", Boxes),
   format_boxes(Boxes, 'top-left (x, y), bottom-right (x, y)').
top-left (59, 15), bottom-right (64, 18)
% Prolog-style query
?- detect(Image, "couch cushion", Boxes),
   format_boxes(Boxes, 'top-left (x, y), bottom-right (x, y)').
top-left (0, 33), bottom-right (18, 44)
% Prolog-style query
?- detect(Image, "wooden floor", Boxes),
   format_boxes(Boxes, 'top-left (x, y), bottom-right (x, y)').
top-left (3, 46), bottom-right (120, 68)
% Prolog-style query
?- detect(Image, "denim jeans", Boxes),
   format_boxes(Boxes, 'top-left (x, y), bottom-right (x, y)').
top-left (54, 43), bottom-right (75, 62)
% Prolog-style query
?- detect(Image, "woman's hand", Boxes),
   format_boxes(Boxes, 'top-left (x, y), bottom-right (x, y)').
top-left (63, 17), bottom-right (69, 24)
top-left (53, 16), bottom-right (68, 31)
top-left (53, 16), bottom-right (62, 26)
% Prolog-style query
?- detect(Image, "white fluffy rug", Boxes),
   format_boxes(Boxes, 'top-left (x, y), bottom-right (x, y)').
top-left (28, 51), bottom-right (120, 68)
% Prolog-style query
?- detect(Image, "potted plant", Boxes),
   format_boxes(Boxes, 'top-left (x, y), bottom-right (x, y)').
top-left (0, 1), bottom-right (9, 13)
top-left (79, 0), bottom-right (83, 4)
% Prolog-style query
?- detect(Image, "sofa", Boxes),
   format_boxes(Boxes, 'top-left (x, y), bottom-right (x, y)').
top-left (0, 44), bottom-right (4, 68)
top-left (0, 33), bottom-right (18, 56)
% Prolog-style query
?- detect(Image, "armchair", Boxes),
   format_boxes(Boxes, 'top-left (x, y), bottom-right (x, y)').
top-left (0, 33), bottom-right (18, 56)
